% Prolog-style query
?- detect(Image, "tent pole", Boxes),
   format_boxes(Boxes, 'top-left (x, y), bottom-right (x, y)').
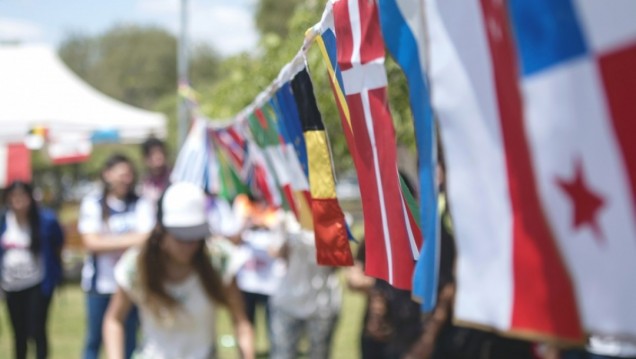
top-left (177, 0), bottom-right (190, 149)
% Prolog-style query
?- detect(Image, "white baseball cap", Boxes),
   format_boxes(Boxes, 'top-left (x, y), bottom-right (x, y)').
top-left (161, 182), bottom-right (210, 241)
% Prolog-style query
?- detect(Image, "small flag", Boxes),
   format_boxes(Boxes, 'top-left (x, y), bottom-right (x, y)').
top-left (292, 68), bottom-right (353, 267)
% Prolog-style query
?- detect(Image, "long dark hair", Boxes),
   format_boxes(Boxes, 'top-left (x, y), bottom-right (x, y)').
top-left (100, 154), bottom-right (139, 223)
top-left (137, 192), bottom-right (227, 317)
top-left (4, 181), bottom-right (41, 254)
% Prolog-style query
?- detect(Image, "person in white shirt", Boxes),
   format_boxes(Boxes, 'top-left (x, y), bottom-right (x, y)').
top-left (78, 154), bottom-right (155, 359)
top-left (231, 193), bottom-right (286, 345)
top-left (1, 181), bottom-right (65, 359)
top-left (102, 182), bottom-right (254, 359)
top-left (269, 213), bottom-right (341, 359)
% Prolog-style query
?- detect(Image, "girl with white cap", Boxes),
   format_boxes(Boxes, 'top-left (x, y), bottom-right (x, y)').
top-left (103, 181), bottom-right (254, 359)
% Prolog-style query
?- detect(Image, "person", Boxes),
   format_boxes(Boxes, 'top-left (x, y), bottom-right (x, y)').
top-left (0, 181), bottom-right (65, 359)
top-left (139, 137), bottom-right (171, 206)
top-left (78, 154), bottom-right (155, 359)
top-left (269, 213), bottom-right (341, 359)
top-left (102, 181), bottom-right (254, 359)
top-left (232, 192), bottom-right (286, 343)
top-left (347, 172), bottom-right (425, 359)
top-left (347, 240), bottom-right (424, 359)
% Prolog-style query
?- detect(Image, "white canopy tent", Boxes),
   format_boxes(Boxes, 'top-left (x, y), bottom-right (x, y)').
top-left (0, 45), bottom-right (166, 144)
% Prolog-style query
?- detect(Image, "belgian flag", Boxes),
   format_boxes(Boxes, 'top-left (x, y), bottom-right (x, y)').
top-left (291, 68), bottom-right (353, 266)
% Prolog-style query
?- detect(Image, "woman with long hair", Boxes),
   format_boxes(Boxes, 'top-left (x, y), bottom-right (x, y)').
top-left (78, 154), bottom-right (155, 359)
top-left (0, 181), bottom-right (65, 359)
top-left (103, 181), bottom-right (254, 359)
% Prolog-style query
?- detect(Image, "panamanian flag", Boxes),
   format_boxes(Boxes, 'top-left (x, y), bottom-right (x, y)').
top-left (427, 0), bottom-right (636, 342)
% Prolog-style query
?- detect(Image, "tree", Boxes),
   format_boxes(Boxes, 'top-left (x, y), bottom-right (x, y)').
top-left (59, 25), bottom-right (222, 110)
top-left (255, 0), bottom-right (304, 39)
top-left (59, 25), bottom-right (177, 109)
top-left (54, 25), bottom-right (223, 177)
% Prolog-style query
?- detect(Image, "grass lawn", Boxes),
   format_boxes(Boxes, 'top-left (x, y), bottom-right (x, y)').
top-left (0, 277), bottom-right (366, 358)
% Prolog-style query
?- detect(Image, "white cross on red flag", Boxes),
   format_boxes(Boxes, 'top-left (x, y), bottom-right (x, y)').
top-left (333, 0), bottom-right (422, 290)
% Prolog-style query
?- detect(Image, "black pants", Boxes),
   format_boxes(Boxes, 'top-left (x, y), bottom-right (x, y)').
top-left (361, 335), bottom-right (399, 359)
top-left (241, 291), bottom-right (271, 338)
top-left (5, 284), bottom-right (52, 359)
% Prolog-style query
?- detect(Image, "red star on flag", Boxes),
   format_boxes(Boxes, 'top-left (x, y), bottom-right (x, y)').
top-left (557, 160), bottom-right (606, 243)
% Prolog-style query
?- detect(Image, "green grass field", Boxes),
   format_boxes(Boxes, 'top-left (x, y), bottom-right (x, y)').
top-left (0, 279), bottom-right (366, 358)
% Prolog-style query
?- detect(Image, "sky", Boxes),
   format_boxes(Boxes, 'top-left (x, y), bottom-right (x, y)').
top-left (0, 0), bottom-right (259, 56)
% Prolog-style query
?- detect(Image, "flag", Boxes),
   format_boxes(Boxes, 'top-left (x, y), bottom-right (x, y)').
top-left (171, 117), bottom-right (220, 193)
top-left (332, 0), bottom-right (421, 289)
top-left (291, 68), bottom-right (353, 267)
top-left (47, 134), bottom-right (92, 165)
top-left (211, 124), bottom-right (248, 181)
top-left (215, 143), bottom-right (249, 201)
top-left (377, 0), bottom-right (438, 310)
top-left (244, 140), bottom-right (281, 207)
top-left (425, 0), bottom-right (582, 342)
top-left (315, 1), bottom-right (359, 166)
top-left (423, 0), bottom-right (636, 342)
top-left (0, 143), bottom-right (31, 188)
top-left (507, 0), bottom-right (636, 339)
top-left (271, 88), bottom-right (314, 230)
top-left (247, 108), bottom-right (298, 215)
top-left (274, 82), bottom-right (309, 177)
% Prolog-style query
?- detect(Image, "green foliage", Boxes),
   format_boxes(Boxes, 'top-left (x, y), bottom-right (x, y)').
top-left (51, 25), bottom-right (221, 178)
top-left (255, 0), bottom-right (304, 38)
top-left (385, 56), bottom-right (417, 152)
top-left (189, 44), bottom-right (222, 90)
top-left (153, 93), bottom-right (179, 159)
top-left (59, 25), bottom-right (178, 109)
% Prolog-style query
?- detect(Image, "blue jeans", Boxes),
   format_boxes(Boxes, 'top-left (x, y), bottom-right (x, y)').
top-left (83, 292), bottom-right (138, 359)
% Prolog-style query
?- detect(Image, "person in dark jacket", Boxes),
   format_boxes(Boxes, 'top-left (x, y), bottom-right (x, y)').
top-left (0, 181), bottom-right (65, 359)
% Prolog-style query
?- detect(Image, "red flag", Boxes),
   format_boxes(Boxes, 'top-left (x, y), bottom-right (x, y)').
top-left (0, 143), bottom-right (31, 187)
top-left (333, 0), bottom-right (421, 289)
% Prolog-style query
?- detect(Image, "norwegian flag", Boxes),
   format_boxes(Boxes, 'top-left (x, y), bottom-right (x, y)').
top-left (427, 0), bottom-right (636, 341)
top-left (333, 0), bottom-right (422, 290)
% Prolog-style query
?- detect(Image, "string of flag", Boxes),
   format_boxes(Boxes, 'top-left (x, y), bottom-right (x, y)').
top-left (172, 0), bottom-right (636, 345)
